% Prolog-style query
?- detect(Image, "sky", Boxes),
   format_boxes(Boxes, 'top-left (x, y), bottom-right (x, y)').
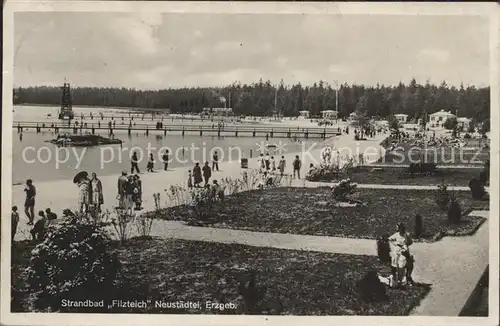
top-left (13, 12), bottom-right (490, 89)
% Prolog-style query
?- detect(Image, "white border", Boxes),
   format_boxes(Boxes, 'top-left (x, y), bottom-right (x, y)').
top-left (2, 2), bottom-right (499, 326)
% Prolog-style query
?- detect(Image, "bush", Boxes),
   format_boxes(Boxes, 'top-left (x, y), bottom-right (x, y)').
top-left (463, 133), bottom-right (472, 139)
top-left (447, 196), bottom-right (462, 224)
top-left (306, 165), bottom-right (341, 182)
top-left (376, 235), bottom-right (391, 264)
top-left (25, 221), bottom-right (119, 311)
top-left (435, 183), bottom-right (450, 211)
top-left (356, 270), bottom-right (388, 303)
top-left (332, 178), bottom-right (358, 202)
top-left (414, 214), bottom-right (423, 238)
top-left (469, 178), bottom-right (486, 200)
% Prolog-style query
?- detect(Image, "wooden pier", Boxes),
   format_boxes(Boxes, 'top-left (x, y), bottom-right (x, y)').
top-left (13, 121), bottom-right (342, 139)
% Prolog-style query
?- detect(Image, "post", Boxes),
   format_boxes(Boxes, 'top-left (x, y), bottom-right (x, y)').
top-left (288, 128), bottom-right (291, 138)
top-left (146, 126), bottom-right (149, 136)
top-left (305, 129), bottom-right (309, 139)
top-left (128, 128), bottom-right (131, 135)
top-left (253, 128), bottom-right (256, 137)
top-left (250, 149), bottom-right (253, 158)
top-left (92, 126), bottom-right (95, 134)
top-left (270, 129), bottom-right (274, 138)
top-left (182, 127), bottom-right (185, 137)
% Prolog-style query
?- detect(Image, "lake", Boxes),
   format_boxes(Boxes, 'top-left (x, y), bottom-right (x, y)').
top-left (11, 105), bottom-right (325, 184)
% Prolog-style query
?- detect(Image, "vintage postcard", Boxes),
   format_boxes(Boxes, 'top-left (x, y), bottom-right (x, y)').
top-left (1, 1), bottom-right (498, 326)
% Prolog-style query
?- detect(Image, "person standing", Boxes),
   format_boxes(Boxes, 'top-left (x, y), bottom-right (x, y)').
top-left (24, 179), bottom-right (36, 225)
top-left (202, 161), bottom-right (212, 186)
top-left (187, 170), bottom-right (193, 188)
top-left (90, 172), bottom-right (103, 212)
top-left (162, 150), bottom-right (170, 171)
top-left (124, 175), bottom-right (136, 212)
top-left (12, 206), bottom-right (19, 241)
top-left (118, 171), bottom-right (128, 208)
top-left (77, 175), bottom-right (91, 213)
top-left (293, 155), bottom-right (302, 179)
top-left (212, 151), bottom-right (219, 171)
top-left (389, 223), bottom-right (414, 287)
top-left (131, 151), bottom-right (140, 174)
top-left (133, 175), bottom-right (142, 210)
top-left (193, 163), bottom-right (203, 187)
top-left (265, 153), bottom-right (271, 171)
top-left (258, 154), bottom-right (265, 171)
top-left (270, 156), bottom-right (276, 172)
top-left (278, 156), bottom-right (286, 176)
top-left (146, 153), bottom-right (155, 172)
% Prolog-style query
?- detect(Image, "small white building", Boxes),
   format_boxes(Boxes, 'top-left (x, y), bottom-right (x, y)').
top-left (394, 113), bottom-right (409, 124)
top-left (299, 110), bottom-right (310, 118)
top-left (429, 109), bottom-right (456, 127)
top-left (321, 110), bottom-right (338, 120)
top-left (457, 117), bottom-right (472, 130)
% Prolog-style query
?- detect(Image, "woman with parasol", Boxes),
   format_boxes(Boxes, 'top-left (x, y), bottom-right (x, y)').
top-left (73, 171), bottom-right (91, 213)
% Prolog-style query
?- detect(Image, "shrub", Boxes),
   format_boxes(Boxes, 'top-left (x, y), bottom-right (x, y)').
top-left (469, 178), bottom-right (486, 200)
top-left (332, 178), bottom-right (357, 202)
top-left (464, 133), bottom-right (472, 139)
top-left (447, 196), bottom-right (462, 224)
top-left (24, 221), bottom-right (119, 311)
top-left (356, 270), bottom-right (388, 303)
top-left (238, 270), bottom-right (267, 314)
top-left (414, 214), bottom-right (423, 238)
top-left (111, 209), bottom-right (136, 243)
top-left (435, 183), bottom-right (450, 211)
top-left (376, 235), bottom-right (391, 264)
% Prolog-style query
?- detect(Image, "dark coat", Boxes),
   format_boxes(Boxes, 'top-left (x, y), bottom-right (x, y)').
top-left (202, 165), bottom-right (212, 178)
top-left (193, 166), bottom-right (203, 183)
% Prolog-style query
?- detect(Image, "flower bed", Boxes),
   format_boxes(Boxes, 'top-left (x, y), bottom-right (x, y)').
top-left (378, 139), bottom-right (489, 166)
top-left (311, 166), bottom-right (483, 186)
top-left (11, 238), bottom-right (430, 315)
top-left (155, 188), bottom-right (488, 241)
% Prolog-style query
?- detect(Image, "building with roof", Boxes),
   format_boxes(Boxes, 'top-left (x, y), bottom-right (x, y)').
top-left (394, 113), bottom-right (409, 124)
top-left (321, 110), bottom-right (338, 120)
top-left (299, 110), bottom-right (310, 118)
top-left (457, 117), bottom-right (472, 130)
top-left (429, 109), bottom-right (456, 127)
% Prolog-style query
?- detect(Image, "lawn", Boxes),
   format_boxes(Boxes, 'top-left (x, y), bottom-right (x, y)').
top-left (11, 238), bottom-right (431, 315)
top-left (156, 188), bottom-right (489, 241)
top-left (378, 138), bottom-right (489, 166)
top-left (333, 166), bottom-right (482, 186)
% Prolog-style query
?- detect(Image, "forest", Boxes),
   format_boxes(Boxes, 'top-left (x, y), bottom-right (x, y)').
top-left (13, 78), bottom-right (490, 122)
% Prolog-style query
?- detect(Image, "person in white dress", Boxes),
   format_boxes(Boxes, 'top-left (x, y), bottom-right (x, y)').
top-left (389, 223), bottom-right (414, 287)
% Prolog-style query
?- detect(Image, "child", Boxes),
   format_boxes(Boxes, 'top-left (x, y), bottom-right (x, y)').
top-left (12, 206), bottom-right (19, 241)
top-left (187, 170), bottom-right (193, 188)
top-left (278, 156), bottom-right (286, 176)
top-left (30, 211), bottom-right (47, 241)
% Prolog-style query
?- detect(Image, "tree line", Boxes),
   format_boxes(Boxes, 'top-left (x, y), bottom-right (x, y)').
top-left (13, 78), bottom-right (490, 122)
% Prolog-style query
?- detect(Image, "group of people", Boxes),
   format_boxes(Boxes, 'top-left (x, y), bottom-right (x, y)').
top-left (257, 153), bottom-right (303, 179)
top-left (76, 172), bottom-right (104, 213)
top-left (11, 179), bottom-right (59, 242)
top-left (117, 171), bottom-right (143, 212)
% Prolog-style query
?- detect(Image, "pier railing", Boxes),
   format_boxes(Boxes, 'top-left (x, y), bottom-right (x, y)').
top-left (13, 121), bottom-right (343, 139)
